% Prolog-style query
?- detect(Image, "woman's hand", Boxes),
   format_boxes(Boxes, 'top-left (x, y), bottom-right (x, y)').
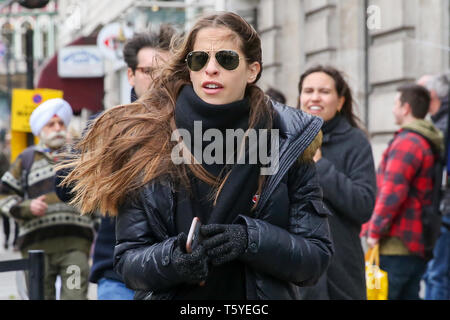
top-left (171, 233), bottom-right (209, 284)
top-left (201, 224), bottom-right (248, 266)
top-left (313, 148), bottom-right (322, 162)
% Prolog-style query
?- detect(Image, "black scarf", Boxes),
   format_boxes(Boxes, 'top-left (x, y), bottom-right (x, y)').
top-left (174, 85), bottom-right (262, 225)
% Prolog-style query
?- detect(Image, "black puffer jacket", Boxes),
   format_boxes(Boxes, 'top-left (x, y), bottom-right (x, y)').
top-left (113, 102), bottom-right (334, 300)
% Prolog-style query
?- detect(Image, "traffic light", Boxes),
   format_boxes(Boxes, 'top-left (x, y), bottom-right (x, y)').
top-left (18, 0), bottom-right (49, 9)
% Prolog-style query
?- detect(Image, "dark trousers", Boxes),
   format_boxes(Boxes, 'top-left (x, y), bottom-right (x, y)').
top-left (380, 255), bottom-right (427, 300)
top-left (2, 214), bottom-right (19, 247)
top-left (423, 224), bottom-right (450, 300)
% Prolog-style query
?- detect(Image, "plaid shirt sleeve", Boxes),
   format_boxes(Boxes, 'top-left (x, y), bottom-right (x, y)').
top-left (367, 133), bottom-right (424, 240)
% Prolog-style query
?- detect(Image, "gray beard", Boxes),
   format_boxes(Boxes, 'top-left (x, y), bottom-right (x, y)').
top-left (40, 131), bottom-right (67, 150)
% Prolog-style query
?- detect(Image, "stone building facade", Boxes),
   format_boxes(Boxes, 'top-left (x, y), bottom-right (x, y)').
top-left (0, 0), bottom-right (58, 130)
top-left (217, 0), bottom-right (450, 164)
top-left (6, 0), bottom-right (446, 164)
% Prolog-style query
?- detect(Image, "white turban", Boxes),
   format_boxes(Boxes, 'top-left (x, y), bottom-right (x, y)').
top-left (29, 98), bottom-right (73, 136)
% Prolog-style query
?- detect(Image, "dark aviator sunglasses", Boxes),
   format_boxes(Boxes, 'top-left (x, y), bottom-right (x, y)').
top-left (185, 50), bottom-right (245, 71)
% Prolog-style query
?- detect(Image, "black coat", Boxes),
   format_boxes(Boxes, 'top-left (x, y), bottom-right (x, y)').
top-left (300, 115), bottom-right (376, 300)
top-left (431, 97), bottom-right (448, 135)
top-left (113, 102), bottom-right (334, 300)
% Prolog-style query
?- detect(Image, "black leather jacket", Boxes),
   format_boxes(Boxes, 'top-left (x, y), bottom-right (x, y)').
top-left (113, 102), bottom-right (334, 300)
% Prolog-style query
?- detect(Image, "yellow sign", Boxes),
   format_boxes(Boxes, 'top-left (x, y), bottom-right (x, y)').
top-left (10, 88), bottom-right (64, 162)
top-left (10, 131), bottom-right (39, 163)
top-left (11, 88), bottom-right (64, 132)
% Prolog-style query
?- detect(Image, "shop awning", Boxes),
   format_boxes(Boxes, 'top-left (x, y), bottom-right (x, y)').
top-left (36, 36), bottom-right (104, 115)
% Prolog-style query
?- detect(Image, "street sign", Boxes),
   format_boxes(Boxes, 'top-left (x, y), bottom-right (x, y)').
top-left (10, 88), bottom-right (63, 162)
top-left (58, 45), bottom-right (104, 78)
top-left (11, 88), bottom-right (63, 133)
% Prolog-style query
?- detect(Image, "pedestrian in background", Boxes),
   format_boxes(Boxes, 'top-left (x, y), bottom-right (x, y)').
top-left (0, 99), bottom-right (95, 300)
top-left (418, 72), bottom-right (450, 300)
top-left (54, 24), bottom-right (178, 300)
top-left (0, 131), bottom-right (19, 250)
top-left (418, 73), bottom-right (449, 134)
top-left (363, 84), bottom-right (443, 300)
top-left (58, 11), bottom-right (333, 300)
top-left (297, 65), bottom-right (376, 300)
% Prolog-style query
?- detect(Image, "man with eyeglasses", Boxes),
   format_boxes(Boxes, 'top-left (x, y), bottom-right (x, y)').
top-left (124, 25), bottom-right (174, 101)
top-left (55, 24), bottom-right (178, 300)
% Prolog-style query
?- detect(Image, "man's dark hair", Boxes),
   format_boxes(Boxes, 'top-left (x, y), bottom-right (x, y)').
top-left (123, 23), bottom-right (176, 71)
top-left (397, 84), bottom-right (431, 119)
top-left (265, 87), bottom-right (286, 104)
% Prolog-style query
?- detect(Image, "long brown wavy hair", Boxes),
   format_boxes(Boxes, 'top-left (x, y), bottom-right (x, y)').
top-left (58, 12), bottom-right (273, 216)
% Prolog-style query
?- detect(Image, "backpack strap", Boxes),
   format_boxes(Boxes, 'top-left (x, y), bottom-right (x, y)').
top-left (401, 129), bottom-right (444, 214)
top-left (18, 146), bottom-right (36, 200)
top-left (402, 129), bottom-right (444, 260)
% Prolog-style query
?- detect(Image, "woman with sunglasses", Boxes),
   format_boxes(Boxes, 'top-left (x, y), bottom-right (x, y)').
top-left (59, 12), bottom-right (333, 300)
top-left (297, 65), bottom-right (377, 300)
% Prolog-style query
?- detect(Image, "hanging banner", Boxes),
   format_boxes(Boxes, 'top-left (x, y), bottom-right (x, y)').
top-left (58, 45), bottom-right (104, 78)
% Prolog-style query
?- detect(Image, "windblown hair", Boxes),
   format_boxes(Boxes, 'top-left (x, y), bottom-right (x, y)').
top-left (58, 12), bottom-right (272, 216)
top-left (298, 65), bottom-right (364, 130)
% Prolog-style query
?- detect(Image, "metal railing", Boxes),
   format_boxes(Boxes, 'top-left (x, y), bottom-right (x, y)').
top-left (0, 250), bottom-right (44, 300)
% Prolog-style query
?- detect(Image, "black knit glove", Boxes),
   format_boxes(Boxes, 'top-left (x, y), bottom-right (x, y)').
top-left (172, 233), bottom-right (209, 284)
top-left (200, 224), bottom-right (248, 266)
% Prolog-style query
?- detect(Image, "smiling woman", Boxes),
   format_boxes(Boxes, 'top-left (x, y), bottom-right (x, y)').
top-left (299, 72), bottom-right (345, 122)
top-left (297, 65), bottom-right (377, 300)
top-left (58, 12), bottom-right (333, 300)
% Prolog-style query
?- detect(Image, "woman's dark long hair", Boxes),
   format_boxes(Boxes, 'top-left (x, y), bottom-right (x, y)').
top-left (298, 65), bottom-right (364, 129)
top-left (57, 12), bottom-right (272, 216)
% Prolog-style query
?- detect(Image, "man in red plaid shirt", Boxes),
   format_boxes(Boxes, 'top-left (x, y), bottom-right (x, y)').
top-left (362, 84), bottom-right (443, 300)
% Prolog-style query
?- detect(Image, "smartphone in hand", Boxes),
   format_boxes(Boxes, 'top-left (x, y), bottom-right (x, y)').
top-left (186, 217), bottom-right (205, 286)
top-left (186, 217), bottom-right (202, 253)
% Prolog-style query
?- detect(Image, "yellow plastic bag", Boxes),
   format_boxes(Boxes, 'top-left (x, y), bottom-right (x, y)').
top-left (365, 244), bottom-right (388, 300)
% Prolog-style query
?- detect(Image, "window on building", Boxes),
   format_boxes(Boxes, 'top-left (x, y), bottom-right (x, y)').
top-left (38, 16), bottom-right (51, 59)
top-left (20, 21), bottom-right (33, 59)
top-left (42, 29), bottom-right (48, 58)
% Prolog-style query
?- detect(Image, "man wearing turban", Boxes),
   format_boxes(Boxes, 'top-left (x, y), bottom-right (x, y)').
top-left (29, 98), bottom-right (73, 150)
top-left (0, 98), bottom-right (95, 300)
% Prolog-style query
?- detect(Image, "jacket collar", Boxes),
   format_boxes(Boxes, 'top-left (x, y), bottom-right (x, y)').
top-left (431, 98), bottom-right (449, 124)
top-left (400, 118), bottom-right (444, 154)
top-left (255, 100), bottom-right (323, 213)
top-left (321, 114), bottom-right (351, 143)
top-left (131, 88), bottom-right (138, 103)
